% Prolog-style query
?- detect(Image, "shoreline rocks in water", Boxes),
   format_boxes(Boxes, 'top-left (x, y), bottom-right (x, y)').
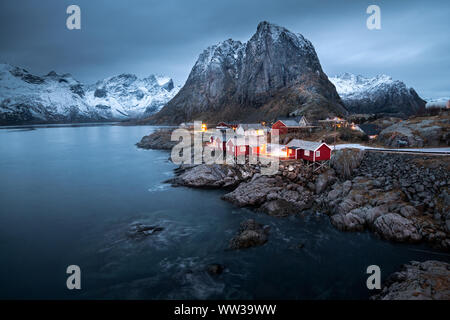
top-left (169, 159), bottom-right (333, 216)
top-left (138, 132), bottom-right (450, 298)
top-left (206, 264), bottom-right (225, 276)
top-left (162, 146), bottom-right (450, 249)
top-left (229, 219), bottom-right (270, 250)
top-left (222, 175), bottom-right (316, 217)
top-left (136, 129), bottom-right (177, 150)
top-left (168, 163), bottom-right (256, 189)
top-left (127, 222), bottom-right (164, 239)
top-left (372, 260), bottom-right (450, 300)
top-left (137, 130), bottom-right (450, 247)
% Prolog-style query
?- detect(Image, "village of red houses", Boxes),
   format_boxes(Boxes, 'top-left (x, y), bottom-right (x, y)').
top-left (178, 116), bottom-right (368, 169)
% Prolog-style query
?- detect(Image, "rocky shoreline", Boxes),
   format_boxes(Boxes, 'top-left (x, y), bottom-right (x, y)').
top-left (372, 260), bottom-right (450, 300)
top-left (320, 152), bottom-right (450, 249)
top-left (167, 150), bottom-right (450, 250)
top-left (137, 135), bottom-right (450, 299)
top-left (136, 129), bottom-right (178, 150)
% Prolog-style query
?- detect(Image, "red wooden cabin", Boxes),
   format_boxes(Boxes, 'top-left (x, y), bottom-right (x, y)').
top-left (271, 119), bottom-right (302, 135)
top-left (249, 136), bottom-right (267, 156)
top-left (212, 136), bottom-right (226, 150)
top-left (226, 137), bottom-right (250, 157)
top-left (287, 139), bottom-right (332, 162)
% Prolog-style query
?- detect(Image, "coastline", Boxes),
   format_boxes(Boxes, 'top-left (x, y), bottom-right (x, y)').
top-left (137, 129), bottom-right (450, 299)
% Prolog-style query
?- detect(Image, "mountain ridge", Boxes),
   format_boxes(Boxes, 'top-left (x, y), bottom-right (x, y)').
top-left (0, 63), bottom-right (178, 125)
top-left (329, 73), bottom-right (426, 116)
top-left (148, 21), bottom-right (347, 124)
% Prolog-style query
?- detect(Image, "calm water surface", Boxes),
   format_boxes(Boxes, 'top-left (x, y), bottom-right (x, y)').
top-left (0, 124), bottom-right (448, 299)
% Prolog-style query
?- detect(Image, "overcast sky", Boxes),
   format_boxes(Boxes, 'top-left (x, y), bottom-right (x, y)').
top-left (0, 0), bottom-right (449, 98)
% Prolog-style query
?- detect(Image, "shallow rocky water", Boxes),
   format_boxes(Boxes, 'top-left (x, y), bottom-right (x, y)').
top-left (0, 124), bottom-right (448, 299)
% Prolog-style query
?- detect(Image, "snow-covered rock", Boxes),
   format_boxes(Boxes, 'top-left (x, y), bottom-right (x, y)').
top-left (85, 73), bottom-right (179, 119)
top-left (0, 63), bottom-right (178, 124)
top-left (151, 21), bottom-right (346, 124)
top-left (425, 97), bottom-right (450, 109)
top-left (329, 73), bottom-right (425, 116)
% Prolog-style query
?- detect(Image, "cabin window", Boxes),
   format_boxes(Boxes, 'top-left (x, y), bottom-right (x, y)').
top-left (304, 150), bottom-right (310, 156)
top-left (316, 151), bottom-right (320, 157)
top-left (240, 146), bottom-right (246, 152)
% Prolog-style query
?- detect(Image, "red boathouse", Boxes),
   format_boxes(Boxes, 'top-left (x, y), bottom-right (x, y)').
top-left (286, 139), bottom-right (332, 162)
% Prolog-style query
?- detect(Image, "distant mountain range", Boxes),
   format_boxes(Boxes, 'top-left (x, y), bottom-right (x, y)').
top-left (425, 97), bottom-right (449, 108)
top-left (149, 21), bottom-right (347, 124)
top-left (0, 22), bottom-right (433, 125)
top-left (0, 63), bottom-right (179, 125)
top-left (329, 73), bottom-right (426, 116)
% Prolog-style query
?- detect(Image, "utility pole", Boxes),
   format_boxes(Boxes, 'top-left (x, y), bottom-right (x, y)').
top-left (334, 121), bottom-right (337, 150)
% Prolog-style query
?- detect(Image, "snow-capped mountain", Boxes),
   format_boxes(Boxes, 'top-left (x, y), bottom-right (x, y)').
top-left (0, 63), bottom-right (178, 125)
top-left (329, 73), bottom-right (425, 116)
top-left (150, 21), bottom-right (346, 124)
top-left (85, 73), bottom-right (179, 119)
top-left (425, 97), bottom-right (450, 108)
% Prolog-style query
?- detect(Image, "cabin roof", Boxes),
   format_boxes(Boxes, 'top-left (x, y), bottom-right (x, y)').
top-left (275, 119), bottom-right (301, 127)
top-left (287, 139), bottom-right (329, 151)
top-left (238, 123), bottom-right (267, 130)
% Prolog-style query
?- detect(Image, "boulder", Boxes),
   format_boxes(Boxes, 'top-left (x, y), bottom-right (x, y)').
top-left (222, 176), bottom-right (280, 206)
top-left (260, 199), bottom-right (300, 217)
top-left (170, 164), bottom-right (243, 188)
top-left (136, 129), bottom-right (178, 150)
top-left (229, 219), bottom-right (269, 250)
top-left (331, 212), bottom-right (366, 231)
top-left (127, 222), bottom-right (164, 239)
top-left (206, 264), bottom-right (225, 276)
top-left (373, 213), bottom-right (421, 242)
top-left (330, 149), bottom-right (365, 179)
top-left (315, 169), bottom-right (336, 194)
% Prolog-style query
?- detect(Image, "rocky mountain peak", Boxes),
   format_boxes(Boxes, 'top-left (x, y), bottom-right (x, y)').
top-left (150, 21), bottom-right (346, 124)
top-left (253, 21), bottom-right (314, 51)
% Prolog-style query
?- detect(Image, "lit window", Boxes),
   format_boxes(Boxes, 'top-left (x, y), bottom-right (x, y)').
top-left (316, 151), bottom-right (320, 157)
top-left (304, 150), bottom-right (310, 156)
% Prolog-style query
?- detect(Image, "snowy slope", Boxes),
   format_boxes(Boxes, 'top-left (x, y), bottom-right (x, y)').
top-left (329, 73), bottom-right (425, 116)
top-left (0, 63), bottom-right (179, 124)
top-left (152, 21), bottom-right (346, 124)
top-left (0, 64), bottom-right (104, 124)
top-left (85, 73), bottom-right (179, 119)
top-left (425, 97), bottom-right (449, 108)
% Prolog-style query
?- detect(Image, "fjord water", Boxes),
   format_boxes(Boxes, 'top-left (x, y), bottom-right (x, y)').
top-left (0, 125), bottom-right (447, 299)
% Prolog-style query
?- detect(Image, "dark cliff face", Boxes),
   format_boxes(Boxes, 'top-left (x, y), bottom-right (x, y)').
top-left (150, 21), bottom-right (347, 124)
